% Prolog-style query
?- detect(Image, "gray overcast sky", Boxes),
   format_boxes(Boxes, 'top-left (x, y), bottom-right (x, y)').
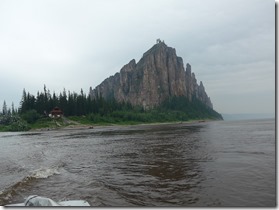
top-left (0, 0), bottom-right (275, 114)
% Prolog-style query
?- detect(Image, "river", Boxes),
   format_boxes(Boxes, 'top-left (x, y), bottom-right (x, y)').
top-left (0, 119), bottom-right (275, 207)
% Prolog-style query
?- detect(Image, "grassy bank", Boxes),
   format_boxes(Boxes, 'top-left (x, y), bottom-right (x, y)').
top-left (0, 103), bottom-right (222, 132)
top-left (0, 115), bottom-right (217, 132)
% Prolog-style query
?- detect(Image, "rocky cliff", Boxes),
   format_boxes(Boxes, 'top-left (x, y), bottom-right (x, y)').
top-left (89, 41), bottom-right (213, 110)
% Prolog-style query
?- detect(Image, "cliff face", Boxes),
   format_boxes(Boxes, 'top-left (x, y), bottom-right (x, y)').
top-left (89, 41), bottom-right (213, 110)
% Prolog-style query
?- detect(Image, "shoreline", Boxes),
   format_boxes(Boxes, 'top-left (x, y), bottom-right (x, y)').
top-left (30, 119), bottom-right (216, 132)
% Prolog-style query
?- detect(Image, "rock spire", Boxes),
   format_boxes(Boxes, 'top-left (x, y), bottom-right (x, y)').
top-left (90, 41), bottom-right (213, 110)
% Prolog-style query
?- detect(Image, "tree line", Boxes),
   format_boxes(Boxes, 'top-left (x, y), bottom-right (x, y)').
top-left (1, 100), bottom-right (17, 116)
top-left (3, 85), bottom-right (223, 120)
top-left (19, 85), bottom-right (133, 116)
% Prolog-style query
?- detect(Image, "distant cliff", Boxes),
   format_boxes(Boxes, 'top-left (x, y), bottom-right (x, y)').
top-left (90, 41), bottom-right (213, 110)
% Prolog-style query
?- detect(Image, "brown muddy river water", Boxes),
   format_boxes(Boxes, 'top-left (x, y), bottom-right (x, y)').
top-left (0, 119), bottom-right (275, 207)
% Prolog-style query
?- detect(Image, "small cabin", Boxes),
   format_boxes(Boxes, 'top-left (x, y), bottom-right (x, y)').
top-left (49, 107), bottom-right (63, 118)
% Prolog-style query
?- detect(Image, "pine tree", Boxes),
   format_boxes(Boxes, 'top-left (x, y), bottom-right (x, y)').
top-left (19, 89), bottom-right (27, 113)
top-left (2, 100), bottom-right (7, 115)
top-left (11, 102), bottom-right (16, 115)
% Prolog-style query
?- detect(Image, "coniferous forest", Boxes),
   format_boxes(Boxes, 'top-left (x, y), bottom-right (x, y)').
top-left (19, 85), bottom-right (131, 117)
top-left (0, 85), bottom-right (222, 131)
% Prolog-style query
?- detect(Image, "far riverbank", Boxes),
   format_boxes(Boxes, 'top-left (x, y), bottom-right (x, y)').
top-left (30, 118), bottom-right (214, 132)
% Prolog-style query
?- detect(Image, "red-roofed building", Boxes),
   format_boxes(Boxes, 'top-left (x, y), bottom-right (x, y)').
top-left (49, 107), bottom-right (63, 118)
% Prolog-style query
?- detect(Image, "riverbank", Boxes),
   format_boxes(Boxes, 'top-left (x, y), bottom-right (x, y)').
top-left (0, 113), bottom-right (220, 132)
top-left (30, 118), bottom-right (213, 132)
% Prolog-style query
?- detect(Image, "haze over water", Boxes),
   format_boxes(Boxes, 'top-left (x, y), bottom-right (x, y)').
top-left (0, 119), bottom-right (275, 207)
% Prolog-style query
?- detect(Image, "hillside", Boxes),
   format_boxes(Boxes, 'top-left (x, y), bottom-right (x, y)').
top-left (90, 40), bottom-right (217, 113)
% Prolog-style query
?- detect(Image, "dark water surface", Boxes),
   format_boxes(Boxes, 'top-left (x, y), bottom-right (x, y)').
top-left (0, 119), bottom-right (275, 207)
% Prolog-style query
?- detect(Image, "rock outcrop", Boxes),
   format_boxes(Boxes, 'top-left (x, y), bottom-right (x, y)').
top-left (89, 41), bottom-right (213, 110)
